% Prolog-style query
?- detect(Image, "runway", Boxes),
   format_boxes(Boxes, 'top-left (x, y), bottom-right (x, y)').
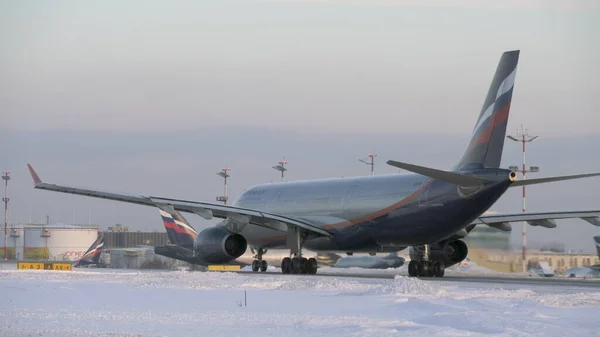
top-left (3, 260), bottom-right (599, 288)
top-left (235, 270), bottom-right (600, 288)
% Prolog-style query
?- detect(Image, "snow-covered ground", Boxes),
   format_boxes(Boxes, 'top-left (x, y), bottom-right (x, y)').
top-left (1, 268), bottom-right (599, 337)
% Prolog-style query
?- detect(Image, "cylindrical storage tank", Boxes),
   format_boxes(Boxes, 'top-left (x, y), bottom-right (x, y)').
top-left (45, 226), bottom-right (99, 261)
top-left (23, 226), bottom-right (50, 260)
top-left (23, 225), bottom-right (99, 261)
top-left (10, 227), bottom-right (25, 260)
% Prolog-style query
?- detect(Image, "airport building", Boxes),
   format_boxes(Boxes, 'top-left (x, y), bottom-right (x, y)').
top-left (101, 224), bottom-right (167, 248)
top-left (469, 248), bottom-right (600, 274)
top-left (462, 225), bottom-right (511, 251)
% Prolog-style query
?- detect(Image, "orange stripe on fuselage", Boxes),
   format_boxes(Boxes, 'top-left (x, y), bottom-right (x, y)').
top-left (323, 179), bottom-right (434, 229)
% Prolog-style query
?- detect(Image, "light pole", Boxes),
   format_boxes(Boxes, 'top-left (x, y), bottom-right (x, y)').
top-left (2, 170), bottom-right (10, 260)
top-left (272, 159), bottom-right (288, 182)
top-left (216, 167), bottom-right (231, 205)
top-left (507, 125), bottom-right (540, 273)
top-left (359, 153), bottom-right (377, 176)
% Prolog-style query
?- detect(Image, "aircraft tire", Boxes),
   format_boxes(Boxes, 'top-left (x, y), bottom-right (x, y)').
top-left (260, 260), bottom-right (268, 272)
top-left (418, 261), bottom-right (433, 277)
top-left (433, 261), bottom-right (445, 277)
top-left (281, 257), bottom-right (292, 274)
top-left (291, 257), bottom-right (304, 274)
top-left (408, 261), bottom-right (419, 277)
top-left (251, 260), bottom-right (260, 272)
top-left (307, 258), bottom-right (318, 275)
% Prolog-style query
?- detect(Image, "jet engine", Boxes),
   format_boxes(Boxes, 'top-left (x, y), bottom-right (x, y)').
top-left (193, 226), bottom-right (247, 264)
top-left (409, 239), bottom-right (468, 268)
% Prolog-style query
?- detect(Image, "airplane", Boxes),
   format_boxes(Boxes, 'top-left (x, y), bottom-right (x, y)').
top-left (153, 209), bottom-right (339, 270)
top-left (562, 236), bottom-right (600, 278)
top-left (73, 235), bottom-right (106, 268)
top-left (26, 50), bottom-right (600, 278)
top-left (527, 260), bottom-right (555, 277)
top-left (591, 235), bottom-right (600, 272)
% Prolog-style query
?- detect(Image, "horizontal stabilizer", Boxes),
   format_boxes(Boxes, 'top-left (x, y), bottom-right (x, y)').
top-left (387, 160), bottom-right (490, 187)
top-left (510, 173), bottom-right (600, 187)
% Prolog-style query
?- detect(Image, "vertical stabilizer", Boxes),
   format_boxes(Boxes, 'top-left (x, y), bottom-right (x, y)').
top-left (160, 209), bottom-right (198, 248)
top-left (456, 50), bottom-right (520, 170)
top-left (74, 235), bottom-right (104, 267)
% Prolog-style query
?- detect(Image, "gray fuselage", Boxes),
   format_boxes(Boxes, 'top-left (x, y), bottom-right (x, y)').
top-left (227, 169), bottom-right (511, 253)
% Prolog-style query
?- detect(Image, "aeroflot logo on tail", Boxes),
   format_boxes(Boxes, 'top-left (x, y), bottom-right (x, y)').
top-left (471, 66), bottom-right (517, 137)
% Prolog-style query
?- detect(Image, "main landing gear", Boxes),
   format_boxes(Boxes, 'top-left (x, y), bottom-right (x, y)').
top-left (280, 226), bottom-right (318, 275)
top-left (281, 256), bottom-right (318, 275)
top-left (251, 248), bottom-right (268, 272)
top-left (407, 244), bottom-right (445, 277)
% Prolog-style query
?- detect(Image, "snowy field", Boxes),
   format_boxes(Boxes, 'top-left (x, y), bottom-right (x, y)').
top-left (1, 268), bottom-right (600, 337)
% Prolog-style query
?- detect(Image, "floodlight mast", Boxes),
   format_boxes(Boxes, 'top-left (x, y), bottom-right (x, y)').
top-left (2, 170), bottom-right (10, 260)
top-left (272, 159), bottom-right (288, 182)
top-left (507, 125), bottom-right (540, 273)
top-left (216, 167), bottom-right (231, 205)
top-left (359, 153), bottom-right (377, 176)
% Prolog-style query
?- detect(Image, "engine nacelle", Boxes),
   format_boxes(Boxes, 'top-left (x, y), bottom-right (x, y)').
top-left (409, 239), bottom-right (468, 268)
top-left (194, 227), bottom-right (247, 264)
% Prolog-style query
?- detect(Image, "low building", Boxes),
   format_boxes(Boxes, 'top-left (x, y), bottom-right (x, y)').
top-left (101, 231), bottom-right (167, 248)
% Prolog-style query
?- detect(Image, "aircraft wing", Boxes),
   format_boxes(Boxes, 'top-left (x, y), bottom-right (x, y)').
top-left (472, 210), bottom-right (600, 231)
top-left (27, 164), bottom-right (332, 239)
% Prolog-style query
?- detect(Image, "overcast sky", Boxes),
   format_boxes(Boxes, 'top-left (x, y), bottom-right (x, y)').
top-left (1, 0), bottom-right (599, 252)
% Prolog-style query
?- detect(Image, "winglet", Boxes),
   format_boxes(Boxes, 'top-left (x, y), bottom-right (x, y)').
top-left (27, 164), bottom-right (42, 185)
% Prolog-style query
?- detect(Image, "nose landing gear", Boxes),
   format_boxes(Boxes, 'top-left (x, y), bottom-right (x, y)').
top-left (251, 248), bottom-right (268, 272)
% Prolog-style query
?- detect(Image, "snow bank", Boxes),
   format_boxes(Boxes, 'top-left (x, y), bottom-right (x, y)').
top-left (370, 275), bottom-right (445, 296)
top-left (2, 268), bottom-right (600, 337)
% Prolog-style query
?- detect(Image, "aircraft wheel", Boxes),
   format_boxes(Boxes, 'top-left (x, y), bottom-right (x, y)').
top-left (418, 261), bottom-right (432, 277)
top-left (408, 260), bottom-right (419, 277)
top-left (301, 257), bottom-right (309, 274)
top-left (260, 260), bottom-right (268, 272)
top-left (433, 261), bottom-right (445, 277)
top-left (251, 260), bottom-right (260, 272)
top-left (291, 257), bottom-right (304, 274)
top-left (306, 258), bottom-right (318, 275)
top-left (281, 257), bottom-right (292, 274)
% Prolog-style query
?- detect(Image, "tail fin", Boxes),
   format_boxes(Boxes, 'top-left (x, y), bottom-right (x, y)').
top-left (456, 50), bottom-right (520, 170)
top-left (74, 235), bottom-right (104, 267)
top-left (160, 209), bottom-right (198, 248)
top-left (595, 236), bottom-right (600, 258)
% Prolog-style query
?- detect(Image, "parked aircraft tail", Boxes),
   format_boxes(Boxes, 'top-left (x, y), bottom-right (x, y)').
top-left (160, 209), bottom-right (197, 248)
top-left (456, 50), bottom-right (520, 170)
top-left (154, 209), bottom-right (208, 265)
top-left (74, 235), bottom-right (104, 267)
